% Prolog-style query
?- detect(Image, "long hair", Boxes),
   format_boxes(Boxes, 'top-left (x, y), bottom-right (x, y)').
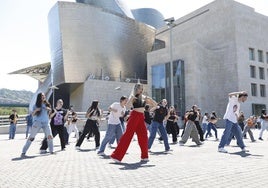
top-left (35, 93), bottom-right (43, 108)
top-left (87, 100), bottom-right (100, 117)
top-left (35, 93), bottom-right (51, 116)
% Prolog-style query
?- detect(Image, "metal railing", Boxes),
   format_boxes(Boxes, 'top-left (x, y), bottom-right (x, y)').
top-left (0, 111), bottom-right (109, 127)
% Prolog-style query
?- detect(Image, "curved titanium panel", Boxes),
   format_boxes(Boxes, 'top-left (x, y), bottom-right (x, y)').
top-left (132, 8), bottom-right (166, 29)
top-left (76, 0), bottom-right (134, 19)
top-left (48, 2), bottom-right (156, 86)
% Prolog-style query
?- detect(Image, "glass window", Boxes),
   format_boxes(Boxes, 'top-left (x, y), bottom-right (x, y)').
top-left (260, 84), bottom-right (266, 97)
top-left (251, 83), bottom-right (257, 96)
top-left (250, 65), bottom-right (256, 78)
top-left (249, 48), bottom-right (255, 61)
top-left (258, 50), bottom-right (263, 62)
top-left (152, 64), bottom-right (167, 102)
top-left (266, 52), bottom-right (268, 63)
top-left (252, 104), bottom-right (266, 116)
top-left (259, 67), bottom-right (265, 80)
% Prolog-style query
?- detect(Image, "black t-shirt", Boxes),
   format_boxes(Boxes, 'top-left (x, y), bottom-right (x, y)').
top-left (153, 105), bottom-right (168, 123)
top-left (144, 111), bottom-right (153, 124)
top-left (9, 114), bottom-right (18, 124)
top-left (187, 110), bottom-right (197, 121)
top-left (50, 108), bottom-right (67, 126)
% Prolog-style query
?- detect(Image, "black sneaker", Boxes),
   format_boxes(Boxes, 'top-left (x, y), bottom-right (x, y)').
top-left (259, 137), bottom-right (263, 141)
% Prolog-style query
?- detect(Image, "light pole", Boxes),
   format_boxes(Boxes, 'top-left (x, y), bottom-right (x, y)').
top-left (49, 85), bottom-right (59, 109)
top-left (49, 68), bottom-right (58, 108)
top-left (164, 17), bottom-right (175, 106)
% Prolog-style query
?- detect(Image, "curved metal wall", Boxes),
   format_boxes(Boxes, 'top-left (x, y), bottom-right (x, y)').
top-left (132, 8), bottom-right (166, 29)
top-left (48, 2), bottom-right (156, 86)
top-left (76, 0), bottom-right (134, 19)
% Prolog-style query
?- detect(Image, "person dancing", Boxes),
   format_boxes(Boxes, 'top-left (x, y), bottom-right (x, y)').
top-left (21, 93), bottom-right (54, 157)
top-left (76, 100), bottom-right (102, 150)
top-left (110, 83), bottom-right (157, 163)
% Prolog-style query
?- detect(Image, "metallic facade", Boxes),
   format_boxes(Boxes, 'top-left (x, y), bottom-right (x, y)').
top-left (76, 0), bottom-right (134, 19)
top-left (48, 2), bottom-right (156, 87)
top-left (132, 8), bottom-right (166, 29)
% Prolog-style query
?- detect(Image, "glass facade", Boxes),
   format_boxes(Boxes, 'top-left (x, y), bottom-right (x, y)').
top-left (152, 59), bottom-right (185, 116)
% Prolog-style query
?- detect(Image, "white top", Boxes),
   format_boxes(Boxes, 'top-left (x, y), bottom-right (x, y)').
top-left (202, 115), bottom-right (209, 124)
top-left (223, 96), bottom-right (240, 123)
top-left (107, 102), bottom-right (126, 125)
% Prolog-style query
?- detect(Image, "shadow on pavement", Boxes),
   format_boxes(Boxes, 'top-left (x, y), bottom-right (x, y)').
top-left (229, 151), bottom-right (264, 158)
top-left (12, 155), bottom-right (37, 161)
top-left (110, 161), bottom-right (155, 170)
top-left (149, 151), bottom-right (171, 156)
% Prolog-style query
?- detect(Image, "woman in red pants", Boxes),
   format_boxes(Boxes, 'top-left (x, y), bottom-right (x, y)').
top-left (110, 83), bottom-right (157, 163)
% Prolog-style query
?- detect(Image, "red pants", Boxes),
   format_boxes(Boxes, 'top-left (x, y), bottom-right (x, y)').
top-left (111, 110), bottom-right (148, 161)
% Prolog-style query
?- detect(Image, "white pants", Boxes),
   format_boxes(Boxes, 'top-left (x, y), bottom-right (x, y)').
top-left (68, 123), bottom-right (79, 140)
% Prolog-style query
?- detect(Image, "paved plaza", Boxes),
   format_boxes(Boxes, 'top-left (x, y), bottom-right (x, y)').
top-left (1, 128), bottom-right (268, 188)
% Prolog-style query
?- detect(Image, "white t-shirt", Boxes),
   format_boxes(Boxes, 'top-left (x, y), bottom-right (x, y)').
top-left (223, 96), bottom-right (240, 123)
top-left (107, 102), bottom-right (126, 125)
top-left (202, 115), bottom-right (209, 124)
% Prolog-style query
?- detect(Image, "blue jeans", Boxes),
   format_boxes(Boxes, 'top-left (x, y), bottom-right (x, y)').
top-left (109, 122), bottom-right (124, 145)
top-left (201, 123), bottom-right (207, 135)
top-left (218, 119), bottom-right (245, 149)
top-left (148, 121), bottom-right (170, 151)
top-left (99, 123), bottom-right (123, 153)
top-left (26, 126), bottom-right (32, 138)
top-left (9, 123), bottom-right (16, 139)
top-left (205, 122), bottom-right (218, 139)
top-left (22, 121), bottom-right (53, 154)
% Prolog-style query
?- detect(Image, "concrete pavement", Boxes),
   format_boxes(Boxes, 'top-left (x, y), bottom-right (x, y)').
top-left (1, 128), bottom-right (268, 188)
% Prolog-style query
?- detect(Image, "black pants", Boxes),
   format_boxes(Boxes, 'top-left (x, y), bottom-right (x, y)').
top-left (76, 119), bottom-right (100, 148)
top-left (166, 121), bottom-right (179, 142)
top-left (40, 124), bottom-right (66, 150)
top-left (194, 121), bottom-right (204, 141)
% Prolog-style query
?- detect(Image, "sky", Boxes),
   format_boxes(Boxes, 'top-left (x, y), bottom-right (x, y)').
top-left (0, 0), bottom-right (268, 92)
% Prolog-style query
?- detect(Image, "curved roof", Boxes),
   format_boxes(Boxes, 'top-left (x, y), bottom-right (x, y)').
top-left (9, 62), bottom-right (51, 82)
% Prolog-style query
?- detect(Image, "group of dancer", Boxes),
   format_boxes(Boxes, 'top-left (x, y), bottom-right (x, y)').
top-left (20, 84), bottom-right (268, 162)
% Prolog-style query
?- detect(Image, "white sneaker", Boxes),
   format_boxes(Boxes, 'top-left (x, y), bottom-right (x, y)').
top-left (75, 146), bottom-right (80, 150)
top-left (218, 147), bottom-right (228, 153)
top-left (179, 141), bottom-right (184, 146)
top-left (40, 150), bottom-right (47, 154)
top-left (110, 156), bottom-right (121, 163)
top-left (97, 151), bottom-right (105, 156)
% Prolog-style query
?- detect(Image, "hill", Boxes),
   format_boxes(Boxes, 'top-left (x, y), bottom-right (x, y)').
top-left (0, 88), bottom-right (34, 106)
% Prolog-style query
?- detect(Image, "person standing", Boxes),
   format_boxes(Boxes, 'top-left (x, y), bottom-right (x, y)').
top-left (166, 106), bottom-right (179, 143)
top-left (242, 116), bottom-right (256, 142)
top-left (76, 100), bottom-right (102, 150)
top-left (258, 109), bottom-right (268, 141)
top-left (110, 83), bottom-right (157, 163)
top-left (218, 91), bottom-right (248, 153)
top-left (205, 111), bottom-right (219, 141)
top-left (238, 111), bottom-right (246, 138)
top-left (97, 96), bottom-right (128, 155)
top-left (148, 99), bottom-right (170, 152)
top-left (9, 109), bottom-right (18, 139)
top-left (194, 108), bottom-right (204, 141)
top-left (21, 93), bottom-right (54, 157)
top-left (68, 111), bottom-right (80, 141)
top-left (40, 99), bottom-right (69, 152)
top-left (201, 112), bottom-right (209, 136)
top-left (144, 104), bottom-right (153, 131)
top-left (25, 113), bottom-right (33, 139)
